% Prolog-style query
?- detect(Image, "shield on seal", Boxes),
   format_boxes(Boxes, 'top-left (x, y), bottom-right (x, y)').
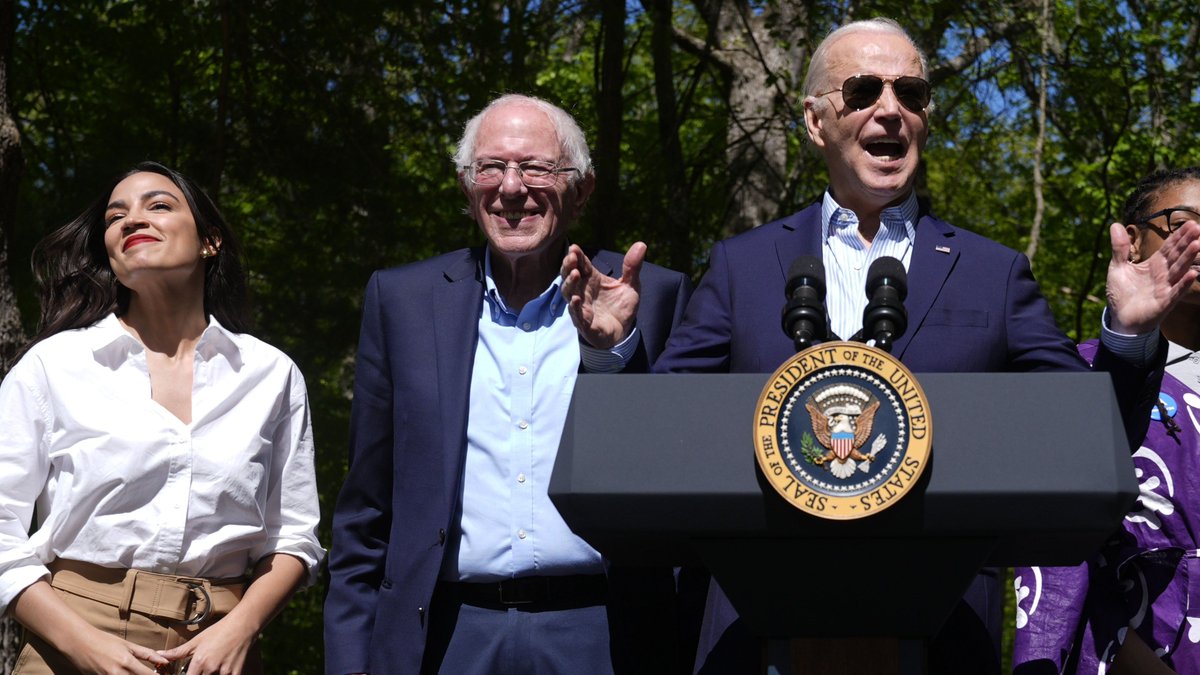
top-left (831, 431), bottom-right (854, 460)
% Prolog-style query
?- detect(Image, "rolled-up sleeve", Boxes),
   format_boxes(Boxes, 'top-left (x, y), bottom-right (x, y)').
top-left (255, 363), bottom-right (325, 586)
top-left (0, 356), bottom-right (53, 612)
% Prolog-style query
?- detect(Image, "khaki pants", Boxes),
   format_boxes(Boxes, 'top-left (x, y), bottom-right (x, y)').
top-left (13, 559), bottom-right (260, 674)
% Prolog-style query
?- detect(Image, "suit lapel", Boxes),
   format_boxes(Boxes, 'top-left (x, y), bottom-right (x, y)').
top-left (774, 205), bottom-right (830, 337)
top-left (773, 206), bottom-right (825, 282)
top-left (434, 249), bottom-right (486, 498)
top-left (771, 205), bottom-right (959, 358)
top-left (588, 249), bottom-right (617, 278)
top-left (894, 214), bottom-right (958, 359)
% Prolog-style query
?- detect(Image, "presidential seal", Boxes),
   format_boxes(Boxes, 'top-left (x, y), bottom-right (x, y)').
top-left (753, 342), bottom-right (932, 520)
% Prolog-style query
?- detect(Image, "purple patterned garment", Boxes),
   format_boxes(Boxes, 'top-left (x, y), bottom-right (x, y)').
top-left (1013, 341), bottom-right (1200, 673)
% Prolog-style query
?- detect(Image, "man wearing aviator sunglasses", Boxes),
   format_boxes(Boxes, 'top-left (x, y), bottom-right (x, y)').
top-left (651, 16), bottom-right (1200, 675)
top-left (814, 74), bottom-right (932, 114)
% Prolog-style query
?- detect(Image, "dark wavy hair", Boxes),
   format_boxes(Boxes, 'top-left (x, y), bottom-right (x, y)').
top-left (1121, 166), bottom-right (1200, 225)
top-left (26, 161), bottom-right (251, 350)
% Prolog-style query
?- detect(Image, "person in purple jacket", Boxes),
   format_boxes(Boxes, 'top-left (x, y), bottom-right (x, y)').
top-left (1015, 167), bottom-right (1200, 674)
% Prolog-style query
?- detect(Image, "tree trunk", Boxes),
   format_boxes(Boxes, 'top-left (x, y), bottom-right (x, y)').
top-left (0, 0), bottom-right (24, 371)
top-left (0, 0), bottom-right (27, 667)
top-left (209, 0), bottom-right (234, 194)
top-left (590, 0), bottom-right (625, 250)
top-left (646, 0), bottom-right (692, 275)
top-left (1025, 0), bottom-right (1051, 265)
top-left (695, 0), bottom-right (807, 235)
top-left (507, 0), bottom-right (529, 91)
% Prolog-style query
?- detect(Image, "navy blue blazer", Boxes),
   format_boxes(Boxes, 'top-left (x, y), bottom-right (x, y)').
top-left (324, 247), bottom-right (692, 675)
top-left (656, 203), bottom-right (1159, 430)
top-left (655, 203), bottom-right (1163, 673)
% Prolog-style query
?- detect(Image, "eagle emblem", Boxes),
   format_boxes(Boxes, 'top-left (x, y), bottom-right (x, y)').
top-left (755, 342), bottom-right (932, 519)
top-left (805, 384), bottom-right (887, 478)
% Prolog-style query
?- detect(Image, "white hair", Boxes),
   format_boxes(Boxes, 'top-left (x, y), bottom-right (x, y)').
top-left (803, 18), bottom-right (931, 111)
top-left (452, 94), bottom-right (593, 180)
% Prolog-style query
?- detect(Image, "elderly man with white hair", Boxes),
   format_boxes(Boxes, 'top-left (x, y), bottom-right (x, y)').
top-left (324, 94), bottom-right (692, 675)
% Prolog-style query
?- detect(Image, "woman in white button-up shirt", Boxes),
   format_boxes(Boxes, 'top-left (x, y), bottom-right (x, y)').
top-left (0, 162), bottom-right (324, 674)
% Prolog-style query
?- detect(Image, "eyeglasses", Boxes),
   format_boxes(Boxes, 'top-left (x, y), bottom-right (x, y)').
top-left (465, 160), bottom-right (580, 188)
top-left (1135, 207), bottom-right (1200, 234)
top-left (814, 75), bottom-right (932, 113)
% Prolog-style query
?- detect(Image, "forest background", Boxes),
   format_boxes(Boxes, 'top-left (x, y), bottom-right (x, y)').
top-left (0, 0), bottom-right (1198, 672)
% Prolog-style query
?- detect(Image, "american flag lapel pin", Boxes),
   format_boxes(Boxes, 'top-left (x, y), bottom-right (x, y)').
top-left (935, 245), bottom-right (951, 254)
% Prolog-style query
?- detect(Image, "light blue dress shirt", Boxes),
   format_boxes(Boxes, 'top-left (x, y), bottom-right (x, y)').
top-left (441, 248), bottom-right (636, 581)
top-left (821, 191), bottom-right (917, 341)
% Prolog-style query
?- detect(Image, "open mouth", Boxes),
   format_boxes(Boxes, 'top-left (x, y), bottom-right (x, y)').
top-left (864, 139), bottom-right (905, 161)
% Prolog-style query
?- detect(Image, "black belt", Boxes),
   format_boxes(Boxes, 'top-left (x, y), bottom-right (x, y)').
top-left (438, 574), bottom-right (608, 609)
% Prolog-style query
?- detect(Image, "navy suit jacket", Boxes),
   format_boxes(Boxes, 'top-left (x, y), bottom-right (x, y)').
top-left (656, 203), bottom-right (1159, 429)
top-left (324, 247), bottom-right (692, 675)
top-left (655, 203), bottom-right (1163, 672)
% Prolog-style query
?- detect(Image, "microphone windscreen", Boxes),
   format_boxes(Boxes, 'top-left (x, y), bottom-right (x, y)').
top-left (865, 256), bottom-right (907, 300)
top-left (785, 255), bottom-right (826, 297)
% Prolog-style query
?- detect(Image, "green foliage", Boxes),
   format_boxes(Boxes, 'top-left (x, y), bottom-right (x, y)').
top-left (7, 0), bottom-right (1200, 670)
top-left (800, 431), bottom-right (821, 465)
top-left (919, 0), bottom-right (1200, 339)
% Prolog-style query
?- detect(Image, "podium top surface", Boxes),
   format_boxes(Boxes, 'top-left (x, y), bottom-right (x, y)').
top-left (551, 372), bottom-right (1136, 565)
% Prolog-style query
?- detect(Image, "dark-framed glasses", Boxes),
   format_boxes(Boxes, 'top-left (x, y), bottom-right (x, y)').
top-left (1135, 207), bottom-right (1200, 234)
top-left (465, 160), bottom-right (580, 188)
top-left (815, 74), bottom-right (932, 113)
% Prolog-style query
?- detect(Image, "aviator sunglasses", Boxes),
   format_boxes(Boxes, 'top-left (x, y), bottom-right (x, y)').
top-left (815, 75), bottom-right (932, 113)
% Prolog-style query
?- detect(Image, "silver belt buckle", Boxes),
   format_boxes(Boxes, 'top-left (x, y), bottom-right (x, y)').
top-left (183, 582), bottom-right (212, 625)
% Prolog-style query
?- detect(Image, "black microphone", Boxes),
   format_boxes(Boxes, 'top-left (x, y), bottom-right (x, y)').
top-left (862, 256), bottom-right (908, 352)
top-left (781, 256), bottom-right (828, 351)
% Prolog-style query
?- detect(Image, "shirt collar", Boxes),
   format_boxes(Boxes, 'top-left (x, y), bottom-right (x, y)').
top-left (89, 312), bottom-right (242, 366)
top-left (482, 246), bottom-right (567, 321)
top-left (820, 190), bottom-right (919, 243)
top-left (196, 316), bottom-right (243, 364)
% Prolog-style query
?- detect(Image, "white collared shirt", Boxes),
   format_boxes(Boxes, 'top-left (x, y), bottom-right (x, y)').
top-left (821, 190), bottom-right (918, 341)
top-left (0, 314), bottom-right (324, 612)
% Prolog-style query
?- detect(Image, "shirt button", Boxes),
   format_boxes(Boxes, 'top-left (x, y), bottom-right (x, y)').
top-left (518, 420), bottom-right (529, 430)
top-left (517, 529), bottom-right (527, 540)
top-left (522, 322), bottom-right (532, 330)
top-left (519, 365), bottom-right (528, 375)
top-left (517, 473), bottom-right (526, 483)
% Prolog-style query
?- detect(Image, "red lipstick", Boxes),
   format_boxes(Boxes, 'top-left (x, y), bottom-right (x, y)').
top-left (122, 235), bottom-right (158, 251)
